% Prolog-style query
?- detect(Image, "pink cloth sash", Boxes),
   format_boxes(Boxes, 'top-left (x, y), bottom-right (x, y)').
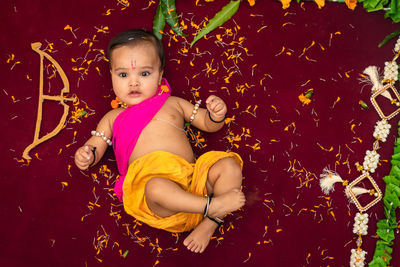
top-left (112, 78), bottom-right (171, 201)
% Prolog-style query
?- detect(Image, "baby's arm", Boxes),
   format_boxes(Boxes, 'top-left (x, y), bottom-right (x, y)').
top-left (178, 95), bottom-right (227, 132)
top-left (74, 110), bottom-right (115, 170)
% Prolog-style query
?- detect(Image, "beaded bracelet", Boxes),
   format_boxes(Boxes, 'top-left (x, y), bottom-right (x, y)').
top-left (207, 110), bottom-right (226, 123)
top-left (189, 100), bottom-right (201, 123)
top-left (91, 130), bottom-right (112, 146)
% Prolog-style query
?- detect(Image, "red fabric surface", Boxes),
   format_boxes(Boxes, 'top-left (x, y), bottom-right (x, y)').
top-left (1, 1), bottom-right (399, 266)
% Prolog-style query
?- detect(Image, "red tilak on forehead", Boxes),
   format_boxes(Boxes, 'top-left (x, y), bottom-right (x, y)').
top-left (131, 59), bottom-right (136, 70)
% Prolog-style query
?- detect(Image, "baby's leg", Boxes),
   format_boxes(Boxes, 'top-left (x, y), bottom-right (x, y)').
top-left (184, 157), bottom-right (244, 253)
top-left (206, 157), bottom-right (243, 193)
top-left (145, 157), bottom-right (244, 218)
top-left (205, 157), bottom-right (244, 216)
top-left (145, 177), bottom-right (207, 218)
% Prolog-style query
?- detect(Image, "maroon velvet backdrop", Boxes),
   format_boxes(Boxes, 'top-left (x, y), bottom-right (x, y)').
top-left (1, 0), bottom-right (399, 266)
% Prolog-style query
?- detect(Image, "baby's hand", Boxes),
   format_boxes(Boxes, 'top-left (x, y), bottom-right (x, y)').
top-left (74, 145), bottom-right (94, 170)
top-left (206, 95), bottom-right (227, 122)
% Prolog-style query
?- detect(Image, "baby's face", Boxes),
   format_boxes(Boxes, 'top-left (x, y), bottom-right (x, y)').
top-left (110, 42), bottom-right (163, 107)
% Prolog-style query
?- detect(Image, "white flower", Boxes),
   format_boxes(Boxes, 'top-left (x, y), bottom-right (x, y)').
top-left (350, 248), bottom-right (366, 267)
top-left (395, 36), bottom-right (400, 52)
top-left (384, 61), bottom-right (398, 81)
top-left (353, 212), bottom-right (368, 235)
top-left (363, 150), bottom-right (380, 173)
top-left (373, 120), bottom-right (391, 142)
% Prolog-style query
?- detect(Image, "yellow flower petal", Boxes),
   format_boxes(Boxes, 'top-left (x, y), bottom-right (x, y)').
top-left (314, 0), bottom-right (325, 9)
top-left (280, 0), bottom-right (291, 9)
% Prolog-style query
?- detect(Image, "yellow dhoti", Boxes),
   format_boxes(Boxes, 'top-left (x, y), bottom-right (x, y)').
top-left (122, 150), bottom-right (243, 233)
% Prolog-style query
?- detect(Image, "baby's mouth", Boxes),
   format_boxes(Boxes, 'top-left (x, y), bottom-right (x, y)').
top-left (128, 91), bottom-right (140, 96)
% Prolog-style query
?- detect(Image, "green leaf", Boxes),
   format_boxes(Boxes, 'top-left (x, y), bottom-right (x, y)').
top-left (378, 30), bottom-right (400, 48)
top-left (122, 250), bottom-right (129, 258)
top-left (160, 0), bottom-right (185, 36)
top-left (190, 0), bottom-right (240, 48)
top-left (373, 240), bottom-right (393, 262)
top-left (390, 159), bottom-right (400, 167)
top-left (384, 192), bottom-right (400, 210)
top-left (377, 219), bottom-right (395, 242)
top-left (387, 183), bottom-right (400, 196)
top-left (78, 110), bottom-right (87, 118)
top-left (368, 257), bottom-right (386, 267)
top-left (153, 2), bottom-right (166, 40)
top-left (384, 173), bottom-right (400, 186)
top-left (392, 152), bottom-right (400, 160)
top-left (377, 228), bottom-right (394, 242)
top-left (385, 0), bottom-right (400, 22)
top-left (369, 256), bottom-right (386, 267)
top-left (359, 0), bottom-right (389, 12)
top-left (395, 141), bottom-right (400, 151)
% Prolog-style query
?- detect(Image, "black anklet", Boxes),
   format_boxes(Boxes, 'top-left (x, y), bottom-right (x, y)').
top-left (207, 216), bottom-right (224, 227)
top-left (203, 193), bottom-right (214, 217)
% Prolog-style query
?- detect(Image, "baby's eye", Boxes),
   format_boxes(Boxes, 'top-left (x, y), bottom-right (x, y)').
top-left (119, 73), bottom-right (128, 78)
top-left (141, 71), bottom-right (150, 77)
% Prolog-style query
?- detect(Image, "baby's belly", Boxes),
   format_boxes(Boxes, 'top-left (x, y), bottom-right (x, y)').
top-left (129, 130), bottom-right (195, 164)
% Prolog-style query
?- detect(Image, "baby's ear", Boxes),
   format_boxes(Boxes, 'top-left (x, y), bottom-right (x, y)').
top-left (159, 70), bottom-right (164, 84)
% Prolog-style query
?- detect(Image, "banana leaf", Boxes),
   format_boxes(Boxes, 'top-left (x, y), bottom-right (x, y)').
top-left (160, 0), bottom-right (185, 36)
top-left (153, 2), bottom-right (166, 40)
top-left (190, 0), bottom-right (240, 48)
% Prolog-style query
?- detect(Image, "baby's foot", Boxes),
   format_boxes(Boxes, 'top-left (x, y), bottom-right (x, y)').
top-left (183, 218), bottom-right (217, 253)
top-left (207, 189), bottom-right (245, 218)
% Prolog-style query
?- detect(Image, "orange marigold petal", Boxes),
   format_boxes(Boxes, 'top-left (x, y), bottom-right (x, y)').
top-left (280, 0), bottom-right (291, 9)
top-left (314, 0), bottom-right (325, 9)
top-left (298, 94), bottom-right (311, 105)
top-left (345, 0), bottom-right (357, 10)
top-left (248, 0), bottom-right (256, 6)
top-left (160, 85), bottom-right (169, 93)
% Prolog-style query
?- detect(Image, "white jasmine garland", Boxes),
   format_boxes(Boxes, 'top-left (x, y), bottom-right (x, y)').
top-left (321, 34), bottom-right (400, 267)
top-left (353, 212), bottom-right (368, 235)
top-left (395, 37), bottom-right (400, 52)
top-left (363, 150), bottom-right (380, 173)
top-left (350, 248), bottom-right (367, 267)
top-left (384, 61), bottom-right (398, 82)
top-left (373, 120), bottom-right (391, 142)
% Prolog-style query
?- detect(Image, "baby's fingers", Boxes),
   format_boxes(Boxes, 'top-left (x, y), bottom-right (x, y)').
top-left (75, 146), bottom-right (93, 164)
top-left (79, 146), bottom-right (93, 160)
top-left (75, 160), bottom-right (89, 170)
top-left (205, 95), bottom-right (219, 105)
top-left (211, 102), bottom-right (224, 112)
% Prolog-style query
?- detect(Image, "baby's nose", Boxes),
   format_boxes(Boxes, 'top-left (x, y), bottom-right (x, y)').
top-left (129, 78), bottom-right (139, 87)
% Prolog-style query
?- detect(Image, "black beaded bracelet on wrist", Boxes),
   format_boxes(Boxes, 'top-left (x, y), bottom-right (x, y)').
top-left (207, 110), bottom-right (226, 123)
top-left (89, 146), bottom-right (96, 167)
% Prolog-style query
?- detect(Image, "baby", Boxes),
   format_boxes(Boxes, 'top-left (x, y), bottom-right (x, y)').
top-left (74, 29), bottom-right (245, 253)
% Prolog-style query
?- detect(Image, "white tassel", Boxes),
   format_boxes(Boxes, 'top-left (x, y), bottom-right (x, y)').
top-left (363, 66), bottom-right (383, 92)
top-left (345, 186), bottom-right (369, 199)
top-left (363, 66), bottom-right (392, 100)
top-left (319, 168), bottom-right (345, 194)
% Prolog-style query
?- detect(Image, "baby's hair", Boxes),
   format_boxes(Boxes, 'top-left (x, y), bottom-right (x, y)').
top-left (107, 28), bottom-right (165, 70)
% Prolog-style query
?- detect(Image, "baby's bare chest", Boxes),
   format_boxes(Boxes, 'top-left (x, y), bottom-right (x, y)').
top-left (131, 101), bottom-right (194, 161)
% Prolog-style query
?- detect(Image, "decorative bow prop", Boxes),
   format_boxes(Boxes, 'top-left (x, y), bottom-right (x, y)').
top-left (22, 42), bottom-right (75, 160)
